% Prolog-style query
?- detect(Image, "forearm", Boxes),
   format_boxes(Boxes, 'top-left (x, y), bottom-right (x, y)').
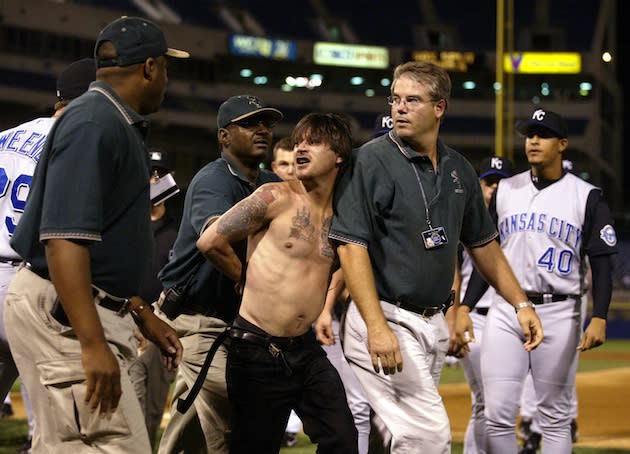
top-left (321, 269), bottom-right (345, 316)
top-left (469, 241), bottom-right (527, 307)
top-left (590, 255), bottom-right (613, 319)
top-left (45, 238), bottom-right (107, 347)
top-left (337, 243), bottom-right (386, 328)
top-left (198, 241), bottom-right (242, 282)
top-left (196, 226), bottom-right (242, 282)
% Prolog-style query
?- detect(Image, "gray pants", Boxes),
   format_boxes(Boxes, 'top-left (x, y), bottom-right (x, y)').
top-left (156, 308), bottom-right (231, 454)
top-left (4, 266), bottom-right (151, 454)
top-left (342, 301), bottom-right (451, 454)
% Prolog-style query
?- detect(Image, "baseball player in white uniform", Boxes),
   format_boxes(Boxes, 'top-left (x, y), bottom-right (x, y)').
top-left (0, 58), bottom-right (95, 451)
top-left (458, 155), bottom-right (514, 454)
top-left (517, 158), bottom-right (586, 453)
top-left (459, 108), bottom-right (617, 454)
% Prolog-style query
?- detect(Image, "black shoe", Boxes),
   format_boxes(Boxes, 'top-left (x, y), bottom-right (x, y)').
top-left (570, 418), bottom-right (579, 443)
top-left (516, 418), bottom-right (532, 441)
top-left (281, 432), bottom-right (298, 448)
top-left (0, 402), bottom-right (13, 418)
top-left (19, 437), bottom-right (32, 454)
top-left (518, 431), bottom-right (541, 454)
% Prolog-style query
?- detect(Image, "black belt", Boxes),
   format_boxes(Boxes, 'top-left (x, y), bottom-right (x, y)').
top-left (525, 292), bottom-right (580, 305)
top-left (382, 290), bottom-right (454, 317)
top-left (474, 307), bottom-right (490, 316)
top-left (0, 257), bottom-right (22, 266)
top-left (91, 288), bottom-right (131, 315)
top-left (23, 263), bottom-right (131, 317)
top-left (51, 288), bottom-right (131, 326)
top-left (229, 326), bottom-right (312, 350)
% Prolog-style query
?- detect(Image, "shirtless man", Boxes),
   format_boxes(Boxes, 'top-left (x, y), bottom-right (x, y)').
top-left (197, 113), bottom-right (358, 454)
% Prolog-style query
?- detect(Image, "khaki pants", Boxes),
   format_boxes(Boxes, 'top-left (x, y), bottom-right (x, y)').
top-left (343, 301), bottom-right (451, 454)
top-left (156, 309), bottom-right (231, 454)
top-left (4, 267), bottom-right (151, 454)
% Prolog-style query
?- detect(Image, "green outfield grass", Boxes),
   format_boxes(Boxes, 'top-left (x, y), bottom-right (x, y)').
top-left (1, 340), bottom-right (629, 453)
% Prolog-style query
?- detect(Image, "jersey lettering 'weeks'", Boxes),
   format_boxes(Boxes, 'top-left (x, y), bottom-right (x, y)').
top-left (0, 128), bottom-right (47, 162)
top-left (498, 212), bottom-right (582, 249)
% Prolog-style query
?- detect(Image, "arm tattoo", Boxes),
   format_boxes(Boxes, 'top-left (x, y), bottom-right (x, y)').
top-left (320, 216), bottom-right (335, 259)
top-left (217, 191), bottom-right (271, 237)
top-left (289, 206), bottom-right (315, 241)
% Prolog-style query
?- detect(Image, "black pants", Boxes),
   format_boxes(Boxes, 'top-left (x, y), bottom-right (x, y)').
top-left (227, 316), bottom-right (358, 454)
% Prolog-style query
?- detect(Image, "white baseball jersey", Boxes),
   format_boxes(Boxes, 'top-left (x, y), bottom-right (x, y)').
top-left (496, 171), bottom-right (595, 295)
top-left (0, 117), bottom-right (55, 258)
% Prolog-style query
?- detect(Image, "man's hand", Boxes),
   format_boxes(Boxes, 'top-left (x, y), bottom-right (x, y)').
top-left (454, 305), bottom-right (475, 354)
top-left (81, 341), bottom-right (121, 416)
top-left (314, 310), bottom-right (335, 346)
top-left (446, 305), bottom-right (468, 357)
top-left (577, 317), bottom-right (606, 351)
top-left (516, 307), bottom-right (544, 351)
top-left (367, 323), bottom-right (403, 375)
top-left (133, 301), bottom-right (183, 371)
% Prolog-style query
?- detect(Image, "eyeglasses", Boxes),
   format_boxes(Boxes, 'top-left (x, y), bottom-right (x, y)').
top-left (232, 118), bottom-right (277, 129)
top-left (387, 95), bottom-right (435, 109)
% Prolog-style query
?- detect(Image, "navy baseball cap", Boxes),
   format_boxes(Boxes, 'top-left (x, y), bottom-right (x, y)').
top-left (516, 108), bottom-right (568, 138)
top-left (94, 16), bottom-right (189, 68)
top-left (217, 95), bottom-right (283, 129)
top-left (373, 113), bottom-right (393, 138)
top-left (479, 156), bottom-right (514, 180)
top-left (56, 58), bottom-right (96, 100)
top-left (149, 148), bottom-right (173, 174)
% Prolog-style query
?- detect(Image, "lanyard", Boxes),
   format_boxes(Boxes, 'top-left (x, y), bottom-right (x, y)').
top-left (388, 131), bottom-right (435, 230)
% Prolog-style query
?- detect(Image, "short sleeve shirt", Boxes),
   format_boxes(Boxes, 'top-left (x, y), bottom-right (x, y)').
top-left (330, 132), bottom-right (497, 308)
top-left (158, 153), bottom-right (280, 322)
top-left (11, 81), bottom-right (152, 297)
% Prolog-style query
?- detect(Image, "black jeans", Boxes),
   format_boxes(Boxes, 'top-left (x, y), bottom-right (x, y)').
top-left (227, 316), bottom-right (358, 454)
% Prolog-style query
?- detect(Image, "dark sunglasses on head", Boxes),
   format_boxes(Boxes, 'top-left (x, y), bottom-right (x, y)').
top-left (525, 128), bottom-right (559, 139)
top-left (232, 117), bottom-right (277, 129)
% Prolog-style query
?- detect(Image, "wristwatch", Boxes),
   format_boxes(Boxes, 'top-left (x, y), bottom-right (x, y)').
top-left (514, 300), bottom-right (535, 313)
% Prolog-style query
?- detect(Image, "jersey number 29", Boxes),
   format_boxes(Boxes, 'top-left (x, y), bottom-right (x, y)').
top-left (0, 167), bottom-right (32, 235)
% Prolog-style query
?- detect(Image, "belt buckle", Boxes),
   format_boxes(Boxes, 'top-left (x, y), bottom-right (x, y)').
top-left (116, 298), bottom-right (131, 317)
top-left (543, 294), bottom-right (552, 304)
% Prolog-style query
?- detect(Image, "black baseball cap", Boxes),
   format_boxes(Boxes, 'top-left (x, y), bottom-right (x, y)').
top-left (217, 95), bottom-right (283, 129)
top-left (56, 58), bottom-right (96, 100)
top-left (149, 148), bottom-right (173, 175)
top-left (516, 108), bottom-right (568, 138)
top-left (479, 156), bottom-right (514, 180)
top-left (373, 113), bottom-right (393, 138)
top-left (562, 159), bottom-right (578, 175)
top-left (94, 16), bottom-right (189, 68)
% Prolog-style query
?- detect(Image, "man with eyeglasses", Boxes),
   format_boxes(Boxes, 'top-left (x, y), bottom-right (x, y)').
top-left (155, 95), bottom-right (283, 453)
top-left (330, 60), bottom-right (543, 453)
top-left (458, 108), bottom-right (616, 454)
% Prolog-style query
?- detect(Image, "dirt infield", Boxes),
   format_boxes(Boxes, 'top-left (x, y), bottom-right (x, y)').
top-left (441, 364), bottom-right (630, 450)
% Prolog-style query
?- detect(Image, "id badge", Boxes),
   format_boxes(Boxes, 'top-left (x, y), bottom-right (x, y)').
top-left (421, 227), bottom-right (448, 250)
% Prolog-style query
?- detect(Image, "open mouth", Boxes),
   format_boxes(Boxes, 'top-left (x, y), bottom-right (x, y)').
top-left (296, 156), bottom-right (310, 165)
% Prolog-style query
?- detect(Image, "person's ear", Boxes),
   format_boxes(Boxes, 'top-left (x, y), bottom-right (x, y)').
top-left (434, 98), bottom-right (447, 118)
top-left (143, 58), bottom-right (156, 81)
top-left (558, 137), bottom-right (569, 153)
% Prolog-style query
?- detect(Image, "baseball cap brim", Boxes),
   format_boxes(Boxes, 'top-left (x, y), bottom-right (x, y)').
top-left (229, 107), bottom-right (283, 125)
top-left (479, 169), bottom-right (510, 180)
top-left (166, 48), bottom-right (190, 59)
top-left (515, 120), bottom-right (564, 138)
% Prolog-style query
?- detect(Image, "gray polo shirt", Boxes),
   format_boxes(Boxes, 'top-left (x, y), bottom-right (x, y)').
top-left (158, 153), bottom-right (280, 322)
top-left (330, 132), bottom-right (497, 309)
top-left (11, 81), bottom-right (152, 297)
